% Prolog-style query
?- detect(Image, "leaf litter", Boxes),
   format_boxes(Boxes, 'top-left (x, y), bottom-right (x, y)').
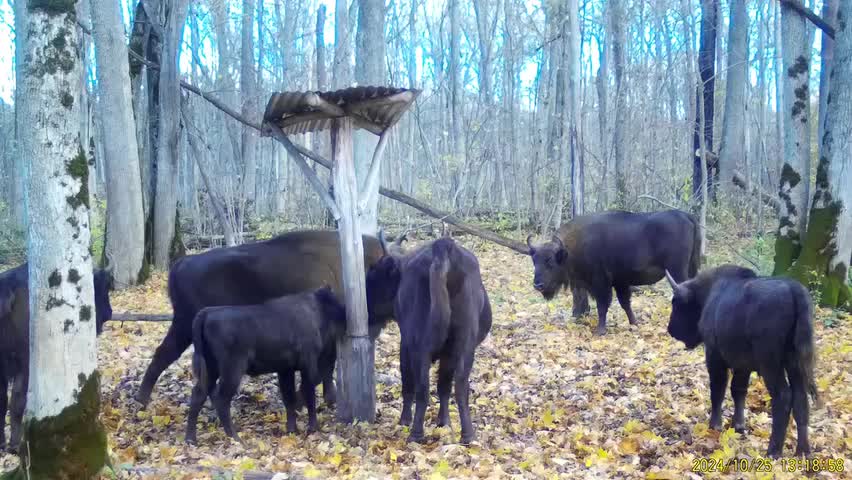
top-left (1, 238), bottom-right (850, 479)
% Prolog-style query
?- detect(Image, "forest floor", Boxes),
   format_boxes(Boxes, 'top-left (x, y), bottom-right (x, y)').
top-left (1, 236), bottom-right (851, 479)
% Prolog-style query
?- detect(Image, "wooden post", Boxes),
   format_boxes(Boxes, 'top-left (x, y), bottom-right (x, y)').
top-left (331, 117), bottom-right (376, 422)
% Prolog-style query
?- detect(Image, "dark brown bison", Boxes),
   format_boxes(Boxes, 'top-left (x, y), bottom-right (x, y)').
top-left (135, 230), bottom-right (400, 407)
top-left (527, 210), bottom-right (701, 335)
top-left (367, 237), bottom-right (492, 445)
top-left (0, 263), bottom-right (113, 451)
top-left (666, 265), bottom-right (818, 458)
top-left (185, 286), bottom-right (347, 444)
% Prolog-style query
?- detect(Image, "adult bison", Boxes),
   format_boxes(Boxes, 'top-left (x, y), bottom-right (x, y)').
top-left (367, 237), bottom-right (492, 445)
top-left (135, 230), bottom-right (399, 407)
top-left (0, 263), bottom-right (113, 451)
top-left (527, 210), bottom-right (701, 335)
top-left (665, 265), bottom-right (818, 457)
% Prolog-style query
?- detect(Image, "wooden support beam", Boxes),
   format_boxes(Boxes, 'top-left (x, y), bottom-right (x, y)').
top-left (358, 127), bottom-right (392, 211)
top-left (265, 123), bottom-right (341, 220)
top-left (331, 117), bottom-right (376, 424)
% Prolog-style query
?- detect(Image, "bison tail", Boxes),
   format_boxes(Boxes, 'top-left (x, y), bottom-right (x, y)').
top-left (687, 214), bottom-right (703, 277)
top-left (191, 310), bottom-right (212, 396)
top-left (429, 238), bottom-right (453, 328)
top-left (792, 283), bottom-right (820, 407)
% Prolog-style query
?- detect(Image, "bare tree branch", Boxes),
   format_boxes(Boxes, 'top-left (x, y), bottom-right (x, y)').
top-left (779, 0), bottom-right (835, 38)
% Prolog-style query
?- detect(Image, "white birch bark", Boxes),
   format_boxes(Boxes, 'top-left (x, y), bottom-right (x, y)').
top-left (22, 0), bottom-right (96, 420)
top-left (91, 0), bottom-right (145, 285)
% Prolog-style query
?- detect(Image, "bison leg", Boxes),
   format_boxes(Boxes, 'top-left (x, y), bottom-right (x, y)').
top-left (301, 373), bottom-right (319, 434)
top-left (136, 323), bottom-right (192, 406)
top-left (570, 287), bottom-right (590, 318)
top-left (614, 285), bottom-right (638, 326)
top-left (185, 377), bottom-right (209, 445)
top-left (278, 370), bottom-right (299, 434)
top-left (705, 350), bottom-right (729, 431)
top-left (730, 369), bottom-right (751, 433)
top-left (8, 371), bottom-right (27, 452)
top-left (761, 367), bottom-right (792, 458)
top-left (407, 353), bottom-right (431, 443)
top-left (321, 375), bottom-right (337, 407)
top-left (211, 359), bottom-right (245, 444)
top-left (399, 346), bottom-right (414, 426)
top-left (786, 362), bottom-right (811, 456)
top-left (436, 355), bottom-right (455, 428)
top-left (455, 352), bottom-right (476, 445)
top-left (593, 288), bottom-right (612, 336)
top-left (0, 372), bottom-right (7, 450)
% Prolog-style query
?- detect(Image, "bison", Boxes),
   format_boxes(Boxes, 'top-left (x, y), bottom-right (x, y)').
top-left (135, 230), bottom-right (400, 407)
top-left (666, 265), bottom-right (818, 457)
top-left (0, 263), bottom-right (113, 451)
top-left (367, 237), bottom-right (492, 445)
top-left (185, 286), bottom-right (347, 444)
top-left (527, 209), bottom-right (701, 335)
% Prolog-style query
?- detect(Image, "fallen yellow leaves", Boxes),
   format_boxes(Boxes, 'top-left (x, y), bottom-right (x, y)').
top-left (1, 237), bottom-right (849, 479)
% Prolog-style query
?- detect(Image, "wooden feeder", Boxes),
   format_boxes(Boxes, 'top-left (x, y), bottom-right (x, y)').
top-left (261, 86), bottom-right (420, 422)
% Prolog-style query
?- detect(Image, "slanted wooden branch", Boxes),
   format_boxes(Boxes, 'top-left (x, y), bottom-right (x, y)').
top-left (779, 0), bottom-right (835, 39)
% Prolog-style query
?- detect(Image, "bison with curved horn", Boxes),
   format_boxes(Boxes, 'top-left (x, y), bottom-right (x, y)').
top-left (527, 210), bottom-right (702, 335)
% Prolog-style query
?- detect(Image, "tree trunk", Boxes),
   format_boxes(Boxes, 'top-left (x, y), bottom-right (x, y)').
top-left (353, 0), bottom-right (385, 235)
top-left (240, 0), bottom-right (258, 228)
top-left (152, 0), bottom-right (190, 269)
top-left (788, 0), bottom-right (852, 308)
top-left (692, 0), bottom-right (718, 207)
top-left (333, 0), bottom-right (352, 88)
top-left (718, 0), bottom-right (748, 197)
top-left (91, 0), bottom-right (145, 287)
top-left (818, 0), bottom-right (839, 161)
top-left (9, 3), bottom-right (106, 478)
top-left (567, 0), bottom-right (583, 217)
top-left (773, 1), bottom-right (813, 275)
top-left (11, 0), bottom-right (27, 229)
top-left (596, 24), bottom-right (609, 210)
top-left (611, 0), bottom-right (628, 207)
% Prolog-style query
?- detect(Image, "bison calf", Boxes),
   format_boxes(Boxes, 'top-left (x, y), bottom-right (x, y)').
top-left (0, 264), bottom-right (113, 452)
top-left (666, 265), bottom-right (818, 458)
top-left (368, 237), bottom-right (492, 445)
top-left (185, 286), bottom-right (346, 444)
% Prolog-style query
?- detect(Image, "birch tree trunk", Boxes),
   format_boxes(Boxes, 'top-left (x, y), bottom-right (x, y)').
top-left (152, 0), bottom-right (190, 269)
top-left (611, 0), bottom-right (627, 207)
top-left (773, 1), bottom-right (813, 275)
top-left (788, 0), bottom-right (852, 308)
top-left (596, 21), bottom-right (609, 210)
top-left (10, 2), bottom-right (106, 477)
top-left (353, 0), bottom-right (385, 235)
top-left (91, 0), bottom-right (145, 286)
top-left (718, 0), bottom-right (748, 197)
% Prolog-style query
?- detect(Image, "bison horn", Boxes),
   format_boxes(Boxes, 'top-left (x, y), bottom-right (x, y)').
top-left (378, 229), bottom-right (389, 256)
top-left (551, 235), bottom-right (565, 250)
top-left (526, 234), bottom-right (536, 254)
top-left (665, 270), bottom-right (689, 298)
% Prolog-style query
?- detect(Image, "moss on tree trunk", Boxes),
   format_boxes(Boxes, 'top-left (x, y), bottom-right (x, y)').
top-left (1, 372), bottom-right (107, 480)
top-left (787, 205), bottom-right (851, 308)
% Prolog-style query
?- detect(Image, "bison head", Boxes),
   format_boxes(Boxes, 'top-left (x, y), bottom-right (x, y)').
top-left (526, 234), bottom-right (568, 300)
top-left (366, 254), bottom-right (402, 322)
top-left (379, 229), bottom-right (409, 258)
top-left (665, 270), bottom-right (702, 349)
top-left (93, 268), bottom-right (114, 336)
